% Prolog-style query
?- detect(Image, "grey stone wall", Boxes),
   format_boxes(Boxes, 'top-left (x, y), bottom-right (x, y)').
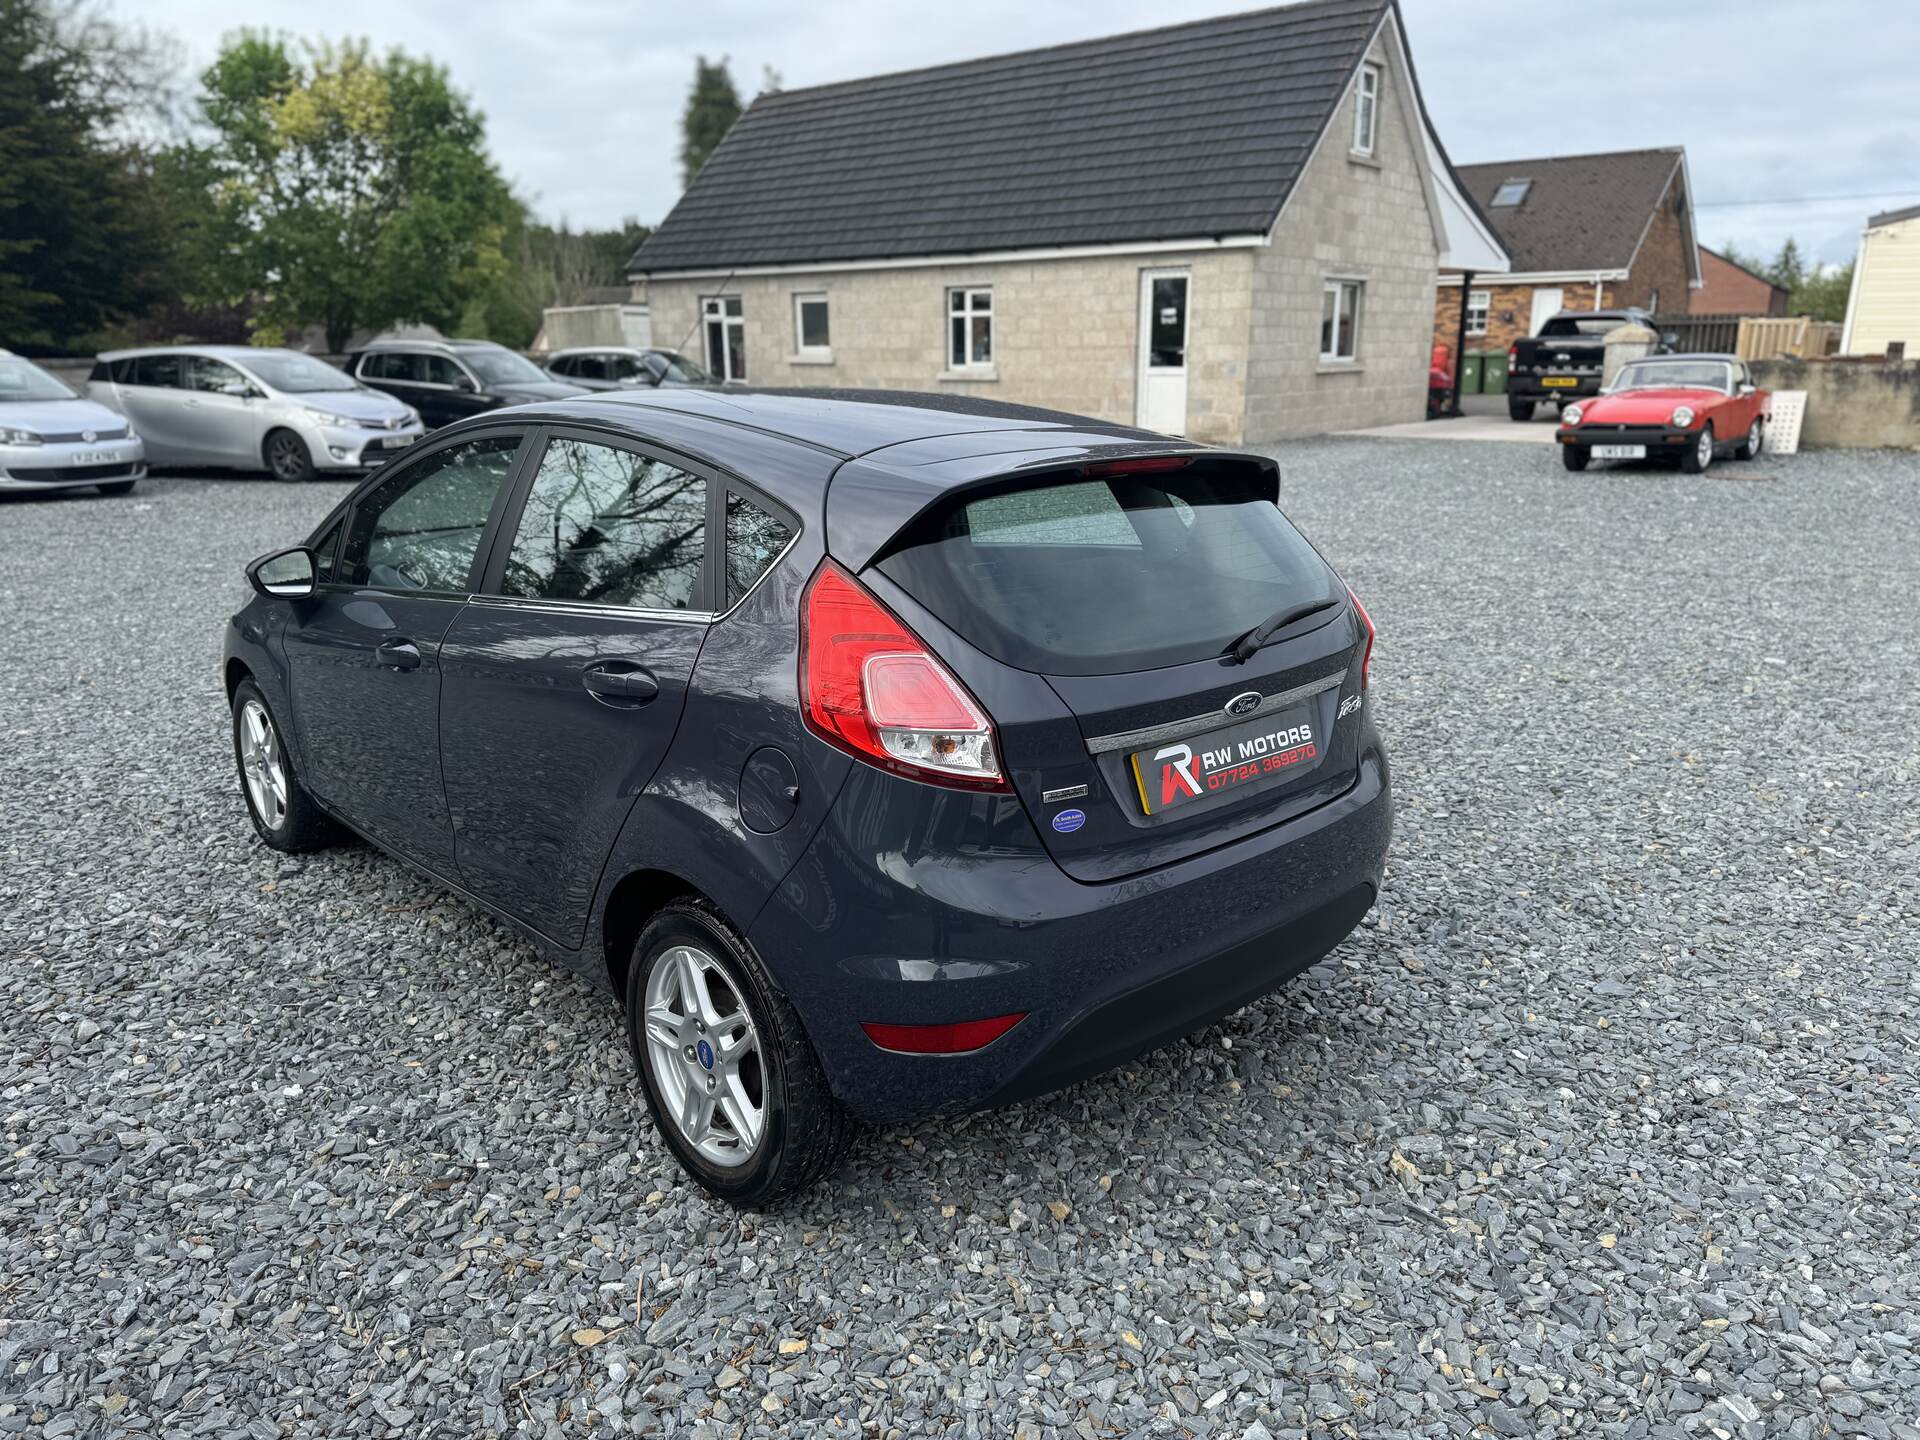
top-left (1752, 358), bottom-right (1920, 449)
top-left (1244, 29), bottom-right (1439, 440)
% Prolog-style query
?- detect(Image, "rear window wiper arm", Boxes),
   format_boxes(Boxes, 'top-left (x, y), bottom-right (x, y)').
top-left (1224, 597), bottom-right (1339, 664)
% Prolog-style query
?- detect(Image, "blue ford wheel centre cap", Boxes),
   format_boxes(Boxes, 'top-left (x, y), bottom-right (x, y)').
top-left (696, 1038), bottom-right (715, 1070)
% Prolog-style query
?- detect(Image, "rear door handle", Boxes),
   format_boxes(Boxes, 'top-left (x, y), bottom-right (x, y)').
top-left (376, 638), bottom-right (422, 670)
top-left (582, 663), bottom-right (659, 702)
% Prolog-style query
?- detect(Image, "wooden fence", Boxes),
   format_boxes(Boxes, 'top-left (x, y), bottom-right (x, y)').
top-left (1654, 314), bottom-right (1843, 361)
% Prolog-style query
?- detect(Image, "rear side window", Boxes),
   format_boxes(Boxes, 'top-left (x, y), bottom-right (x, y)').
top-left (876, 465), bottom-right (1338, 676)
top-left (725, 492), bottom-right (795, 606)
top-left (499, 437), bottom-right (706, 611)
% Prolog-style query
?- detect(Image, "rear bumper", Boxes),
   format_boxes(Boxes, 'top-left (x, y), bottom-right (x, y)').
top-left (1512, 376), bottom-right (1601, 401)
top-left (749, 741), bottom-right (1392, 1124)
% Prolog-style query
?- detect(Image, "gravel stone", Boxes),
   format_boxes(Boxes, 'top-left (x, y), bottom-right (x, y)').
top-left (2, 443), bottom-right (1918, 1437)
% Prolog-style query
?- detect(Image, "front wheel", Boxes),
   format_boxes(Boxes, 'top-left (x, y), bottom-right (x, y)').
top-left (1681, 424), bottom-right (1715, 474)
top-left (627, 899), bottom-right (854, 1206)
top-left (1735, 418), bottom-right (1764, 460)
top-left (265, 429), bottom-right (317, 483)
top-left (1561, 445), bottom-right (1590, 472)
top-left (231, 679), bottom-right (339, 851)
top-left (1509, 398), bottom-right (1535, 422)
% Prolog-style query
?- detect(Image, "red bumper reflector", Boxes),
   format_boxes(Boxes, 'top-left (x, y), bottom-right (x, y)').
top-left (861, 1013), bottom-right (1027, 1055)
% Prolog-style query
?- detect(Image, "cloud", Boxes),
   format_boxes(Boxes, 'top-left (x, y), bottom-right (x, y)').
top-left (148, 0), bottom-right (1920, 265)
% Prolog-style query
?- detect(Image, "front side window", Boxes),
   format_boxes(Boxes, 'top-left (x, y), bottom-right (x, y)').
top-left (703, 296), bottom-right (746, 383)
top-left (423, 354), bottom-right (468, 387)
top-left (793, 293), bottom-right (831, 357)
top-left (1321, 280), bottom-right (1362, 362)
top-left (1466, 290), bottom-right (1491, 337)
top-left (1352, 63), bottom-right (1380, 156)
top-left (725, 492), bottom-right (795, 606)
top-left (948, 288), bottom-right (993, 369)
top-left (340, 435), bottom-right (522, 592)
top-left (500, 437), bottom-right (706, 611)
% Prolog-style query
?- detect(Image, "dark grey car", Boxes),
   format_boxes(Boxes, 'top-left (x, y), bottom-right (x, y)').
top-left (545, 347), bottom-right (714, 391)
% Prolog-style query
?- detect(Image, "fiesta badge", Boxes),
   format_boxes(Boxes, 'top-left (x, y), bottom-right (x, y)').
top-left (1225, 691), bottom-right (1261, 718)
top-left (1051, 808), bottom-right (1087, 834)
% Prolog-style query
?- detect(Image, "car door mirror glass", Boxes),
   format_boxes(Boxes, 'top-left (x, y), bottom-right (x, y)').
top-left (248, 546), bottom-right (317, 599)
top-left (454, 374), bottom-right (478, 393)
top-left (1738, 382), bottom-right (1756, 396)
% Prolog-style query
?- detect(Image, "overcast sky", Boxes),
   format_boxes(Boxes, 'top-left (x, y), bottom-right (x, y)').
top-left (141, 0), bottom-right (1920, 268)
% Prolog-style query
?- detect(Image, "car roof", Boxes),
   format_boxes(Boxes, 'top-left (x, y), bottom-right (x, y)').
top-left (548, 346), bottom-right (679, 358)
top-left (502, 387), bottom-right (1154, 461)
top-left (95, 345), bottom-right (320, 362)
top-left (352, 337), bottom-right (508, 353)
top-left (1622, 352), bottom-right (1738, 364)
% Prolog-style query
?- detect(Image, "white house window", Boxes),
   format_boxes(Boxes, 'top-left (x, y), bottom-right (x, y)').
top-left (702, 295), bottom-right (745, 383)
top-left (1321, 280), bottom-right (1362, 362)
top-left (1351, 63), bottom-right (1380, 156)
top-left (793, 292), bottom-right (831, 360)
top-left (948, 288), bottom-right (993, 369)
top-left (1466, 289), bottom-right (1491, 337)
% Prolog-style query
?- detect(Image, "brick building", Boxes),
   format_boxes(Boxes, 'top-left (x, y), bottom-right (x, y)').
top-left (630, 0), bottom-right (1507, 444)
top-left (1690, 247), bottom-right (1789, 317)
top-left (1433, 148), bottom-right (1701, 357)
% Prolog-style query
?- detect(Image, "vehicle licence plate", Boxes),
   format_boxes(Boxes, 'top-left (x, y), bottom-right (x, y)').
top-left (1128, 704), bottom-right (1322, 816)
top-left (1593, 444), bottom-right (1646, 459)
top-left (75, 450), bottom-right (115, 464)
top-left (1541, 377), bottom-right (1579, 388)
top-left (380, 435), bottom-right (416, 449)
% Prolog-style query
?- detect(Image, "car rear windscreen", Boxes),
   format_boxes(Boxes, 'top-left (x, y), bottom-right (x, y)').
top-left (874, 464), bottom-right (1339, 676)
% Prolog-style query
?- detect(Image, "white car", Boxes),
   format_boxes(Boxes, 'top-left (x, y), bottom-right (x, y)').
top-left (0, 349), bottom-right (146, 496)
top-left (89, 346), bottom-right (425, 481)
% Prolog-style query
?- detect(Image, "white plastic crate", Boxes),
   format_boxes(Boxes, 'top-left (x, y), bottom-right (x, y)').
top-left (1768, 390), bottom-right (1807, 455)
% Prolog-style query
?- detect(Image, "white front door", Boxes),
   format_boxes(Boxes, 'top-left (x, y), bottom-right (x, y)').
top-left (1136, 269), bottom-right (1189, 435)
top-left (1528, 287), bottom-right (1565, 337)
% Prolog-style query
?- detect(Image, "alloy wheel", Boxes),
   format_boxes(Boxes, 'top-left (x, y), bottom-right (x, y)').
top-left (239, 699), bottom-right (288, 830)
top-left (1696, 428), bottom-right (1714, 471)
top-left (1747, 420), bottom-right (1762, 456)
top-left (269, 435), bottom-right (307, 481)
top-left (641, 944), bottom-right (766, 1167)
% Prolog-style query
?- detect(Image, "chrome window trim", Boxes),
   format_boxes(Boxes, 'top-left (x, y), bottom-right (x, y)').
top-left (1083, 669), bottom-right (1347, 756)
top-left (466, 593), bottom-right (714, 625)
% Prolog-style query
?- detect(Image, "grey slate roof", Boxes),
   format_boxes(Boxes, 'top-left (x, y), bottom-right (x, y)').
top-left (1456, 147), bottom-right (1685, 275)
top-left (630, 0), bottom-right (1390, 275)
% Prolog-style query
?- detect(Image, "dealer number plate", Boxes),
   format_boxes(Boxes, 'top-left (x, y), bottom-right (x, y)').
top-left (1593, 444), bottom-right (1646, 459)
top-left (1128, 704), bottom-right (1322, 816)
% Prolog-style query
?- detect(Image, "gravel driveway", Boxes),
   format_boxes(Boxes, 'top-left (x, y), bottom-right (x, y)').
top-left (3, 442), bottom-right (1916, 1438)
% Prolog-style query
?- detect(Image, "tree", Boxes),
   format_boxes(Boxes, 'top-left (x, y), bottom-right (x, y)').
top-left (0, 0), bottom-right (167, 347)
top-left (1787, 259), bottom-right (1854, 323)
top-left (1766, 237), bottom-right (1807, 296)
top-left (679, 56), bottom-right (742, 188)
top-left (197, 35), bottom-right (518, 352)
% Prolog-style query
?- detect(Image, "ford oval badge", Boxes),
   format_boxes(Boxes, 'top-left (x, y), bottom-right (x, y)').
top-left (1226, 691), bottom-right (1261, 718)
top-left (1051, 808), bottom-right (1087, 834)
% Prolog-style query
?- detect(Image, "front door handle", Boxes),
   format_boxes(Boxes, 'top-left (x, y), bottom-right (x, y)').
top-left (376, 638), bottom-right (422, 671)
top-left (582, 663), bottom-right (659, 702)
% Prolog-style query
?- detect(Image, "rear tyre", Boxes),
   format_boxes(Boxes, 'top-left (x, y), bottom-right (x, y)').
top-left (1681, 424), bottom-right (1715, 474)
top-left (1561, 445), bottom-right (1590, 472)
top-left (627, 898), bottom-right (854, 1207)
top-left (1735, 418), bottom-right (1764, 460)
top-left (231, 679), bottom-right (339, 851)
top-left (265, 429), bottom-right (317, 483)
top-left (1508, 398), bottom-right (1535, 422)
top-left (96, 479), bottom-right (137, 496)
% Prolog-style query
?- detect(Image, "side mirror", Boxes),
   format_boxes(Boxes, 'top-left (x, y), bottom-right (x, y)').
top-left (453, 375), bottom-right (478, 393)
top-left (247, 546), bottom-right (316, 599)
top-left (1661, 332), bottom-right (1679, 350)
top-left (1738, 382), bottom-right (1756, 396)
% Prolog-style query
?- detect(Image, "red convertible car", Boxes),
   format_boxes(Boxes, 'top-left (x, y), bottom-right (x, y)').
top-left (1556, 355), bottom-right (1770, 474)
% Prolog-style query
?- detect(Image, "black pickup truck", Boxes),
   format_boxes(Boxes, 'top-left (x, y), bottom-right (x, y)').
top-left (1507, 309), bottom-right (1671, 420)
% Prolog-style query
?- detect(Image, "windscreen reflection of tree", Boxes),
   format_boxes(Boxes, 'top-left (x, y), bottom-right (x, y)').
top-left (506, 440), bottom-right (705, 608)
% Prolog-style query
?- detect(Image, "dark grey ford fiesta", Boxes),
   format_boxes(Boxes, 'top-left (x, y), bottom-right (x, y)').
top-left (224, 388), bottom-right (1392, 1204)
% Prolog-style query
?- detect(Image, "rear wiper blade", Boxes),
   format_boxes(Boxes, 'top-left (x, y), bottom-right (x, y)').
top-left (1224, 597), bottom-right (1339, 664)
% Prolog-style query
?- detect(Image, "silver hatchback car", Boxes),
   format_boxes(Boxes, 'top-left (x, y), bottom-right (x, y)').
top-left (89, 347), bottom-right (426, 481)
top-left (0, 349), bottom-right (146, 496)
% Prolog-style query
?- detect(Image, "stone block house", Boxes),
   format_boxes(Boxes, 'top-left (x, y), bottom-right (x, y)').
top-left (1432, 147), bottom-right (1701, 357)
top-left (629, 0), bottom-right (1506, 444)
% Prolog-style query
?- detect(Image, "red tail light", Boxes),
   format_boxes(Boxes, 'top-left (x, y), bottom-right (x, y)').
top-left (800, 560), bottom-right (1009, 791)
top-left (1348, 587), bottom-right (1375, 690)
top-left (861, 1013), bottom-right (1027, 1054)
top-left (1508, 345), bottom-right (1518, 365)
top-left (1084, 455), bottom-right (1190, 477)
